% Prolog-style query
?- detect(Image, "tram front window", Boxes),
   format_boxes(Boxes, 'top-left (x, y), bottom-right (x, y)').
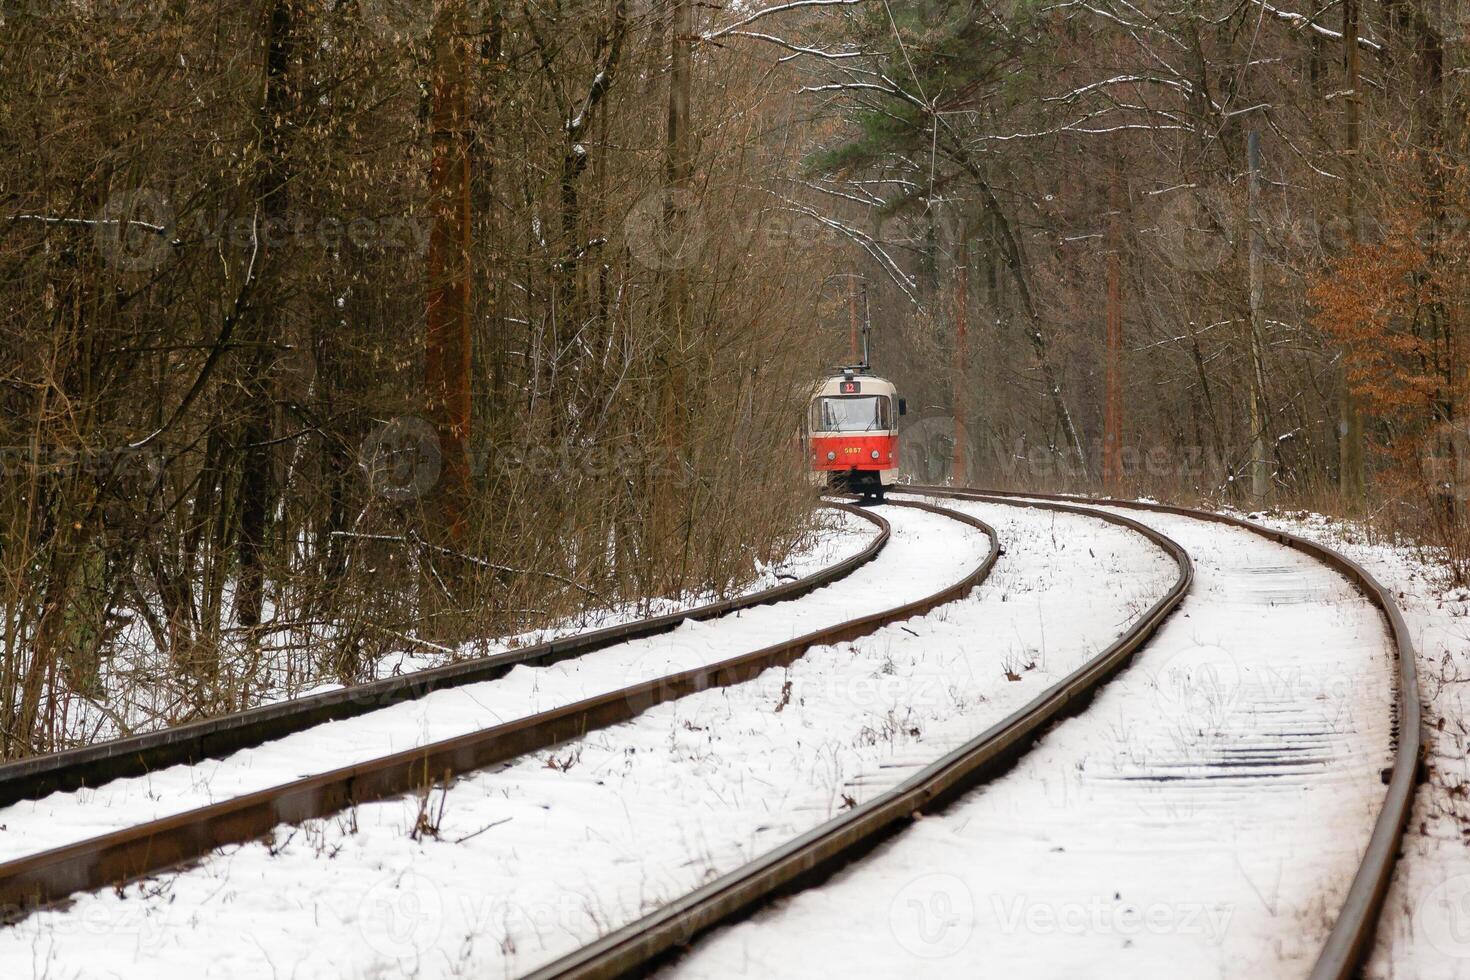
top-left (813, 396), bottom-right (890, 433)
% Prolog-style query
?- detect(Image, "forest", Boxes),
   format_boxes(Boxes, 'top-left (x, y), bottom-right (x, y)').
top-left (0, 0), bottom-right (1464, 757)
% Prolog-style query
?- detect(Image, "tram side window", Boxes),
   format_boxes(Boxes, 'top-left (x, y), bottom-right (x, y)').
top-left (814, 395), bottom-right (891, 433)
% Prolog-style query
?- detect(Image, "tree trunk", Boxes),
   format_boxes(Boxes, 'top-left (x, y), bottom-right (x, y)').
top-left (654, 0), bottom-right (694, 589)
top-left (1245, 130), bottom-right (1272, 502)
top-left (426, 0), bottom-right (474, 543)
top-left (235, 0), bottom-right (294, 629)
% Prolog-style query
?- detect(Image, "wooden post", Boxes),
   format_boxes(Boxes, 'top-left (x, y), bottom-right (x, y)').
top-left (426, 0), bottom-right (474, 541)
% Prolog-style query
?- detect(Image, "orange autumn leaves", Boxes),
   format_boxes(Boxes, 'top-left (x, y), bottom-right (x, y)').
top-left (1310, 202), bottom-right (1469, 477)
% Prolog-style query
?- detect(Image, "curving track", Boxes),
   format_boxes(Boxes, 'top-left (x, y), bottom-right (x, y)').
top-left (0, 502), bottom-right (889, 808)
top-left (633, 488), bottom-right (1416, 980)
top-left (928, 489), bottom-right (1421, 980)
top-left (527, 493), bottom-right (1191, 979)
top-left (0, 490), bottom-right (1418, 980)
top-left (0, 499), bottom-right (994, 916)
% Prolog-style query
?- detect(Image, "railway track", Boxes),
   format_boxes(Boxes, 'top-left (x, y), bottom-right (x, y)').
top-left (904, 488), bottom-right (1422, 980)
top-left (524, 492), bottom-right (1192, 979)
top-left (0, 490), bottom-right (1417, 980)
top-left (571, 487), bottom-right (1414, 980)
top-left (0, 502), bottom-right (888, 809)
top-left (0, 498), bottom-right (995, 915)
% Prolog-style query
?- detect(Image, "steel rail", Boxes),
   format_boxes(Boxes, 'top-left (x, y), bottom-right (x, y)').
top-left (0, 502), bottom-right (888, 809)
top-left (911, 486), bottom-right (1422, 980)
top-left (526, 493), bottom-right (1192, 980)
top-left (0, 499), bottom-right (997, 914)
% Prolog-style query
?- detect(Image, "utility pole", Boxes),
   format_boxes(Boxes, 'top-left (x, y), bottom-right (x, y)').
top-left (848, 276), bottom-right (860, 365)
top-left (1103, 159), bottom-right (1124, 495)
top-left (1339, 0), bottom-right (1365, 512)
top-left (1246, 130), bottom-right (1272, 502)
top-left (426, 0), bottom-right (473, 542)
top-left (953, 242), bottom-right (969, 486)
top-left (861, 282), bottom-right (871, 368)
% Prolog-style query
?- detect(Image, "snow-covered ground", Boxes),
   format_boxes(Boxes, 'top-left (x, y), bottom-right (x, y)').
top-left (364, 505), bottom-right (881, 681)
top-left (1231, 511), bottom-right (1470, 980)
top-left (667, 503), bottom-right (1396, 979)
top-left (80, 507), bottom-right (877, 742)
top-left (0, 505), bottom-right (961, 871)
top-left (0, 500), bottom-right (1172, 979)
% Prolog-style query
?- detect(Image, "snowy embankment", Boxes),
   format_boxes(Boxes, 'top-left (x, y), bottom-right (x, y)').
top-left (670, 503), bottom-right (1396, 980)
top-left (0, 506), bottom-right (912, 868)
top-left (75, 508), bottom-right (875, 744)
top-left (0, 500), bottom-right (1169, 979)
top-left (364, 506), bottom-right (881, 682)
top-left (0, 502), bottom-right (977, 978)
top-left (1232, 511), bottom-right (1469, 980)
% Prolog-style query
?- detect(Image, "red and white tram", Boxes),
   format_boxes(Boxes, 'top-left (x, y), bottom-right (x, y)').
top-left (808, 369), bottom-right (905, 502)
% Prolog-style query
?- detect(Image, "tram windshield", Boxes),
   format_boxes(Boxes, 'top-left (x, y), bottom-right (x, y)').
top-left (812, 395), bottom-right (891, 433)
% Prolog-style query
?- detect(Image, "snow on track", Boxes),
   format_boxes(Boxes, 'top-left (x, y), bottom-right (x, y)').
top-left (1239, 511), bottom-right (1467, 980)
top-left (667, 502), bottom-right (1397, 980)
top-left (0, 501), bottom-right (1171, 979)
top-left (0, 507), bottom-right (905, 866)
top-left (363, 506), bottom-right (883, 682)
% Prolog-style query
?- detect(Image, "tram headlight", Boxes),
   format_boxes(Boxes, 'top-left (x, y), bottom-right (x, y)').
top-left (826, 451), bottom-right (836, 461)
top-left (871, 450), bottom-right (880, 460)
